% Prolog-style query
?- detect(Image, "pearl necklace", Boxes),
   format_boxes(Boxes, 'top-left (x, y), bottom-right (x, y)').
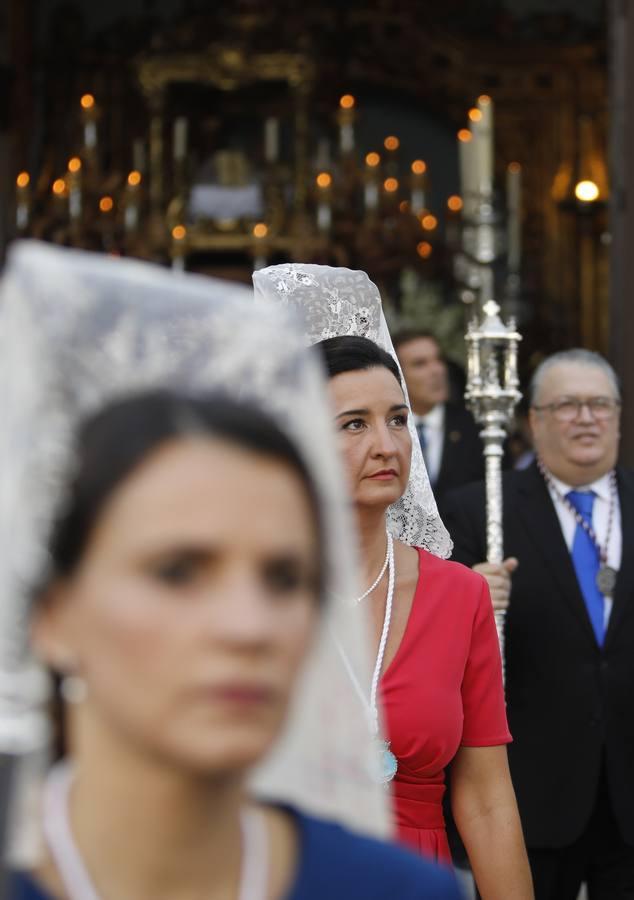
top-left (355, 530), bottom-right (391, 603)
top-left (42, 762), bottom-right (269, 900)
top-left (335, 531), bottom-right (398, 784)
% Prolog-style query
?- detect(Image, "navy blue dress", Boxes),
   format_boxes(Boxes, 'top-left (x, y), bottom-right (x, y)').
top-left (8, 807), bottom-right (463, 899)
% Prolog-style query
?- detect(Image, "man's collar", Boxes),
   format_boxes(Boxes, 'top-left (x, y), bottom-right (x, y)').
top-left (546, 469), bottom-right (613, 501)
top-left (415, 403), bottom-right (444, 428)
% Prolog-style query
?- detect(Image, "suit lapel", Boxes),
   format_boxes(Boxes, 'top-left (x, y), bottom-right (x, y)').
top-left (604, 466), bottom-right (634, 646)
top-left (437, 405), bottom-right (459, 488)
top-left (513, 464), bottom-right (599, 648)
top-left (436, 409), bottom-right (452, 488)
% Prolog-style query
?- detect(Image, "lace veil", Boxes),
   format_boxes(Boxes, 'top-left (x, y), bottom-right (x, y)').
top-left (0, 242), bottom-right (391, 866)
top-left (252, 264), bottom-right (452, 558)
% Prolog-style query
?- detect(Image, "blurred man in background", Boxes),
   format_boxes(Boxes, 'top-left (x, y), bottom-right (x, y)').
top-left (442, 349), bottom-right (634, 900)
top-left (394, 330), bottom-right (484, 504)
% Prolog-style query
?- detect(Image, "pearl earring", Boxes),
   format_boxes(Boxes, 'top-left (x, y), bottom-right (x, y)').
top-left (60, 674), bottom-right (87, 705)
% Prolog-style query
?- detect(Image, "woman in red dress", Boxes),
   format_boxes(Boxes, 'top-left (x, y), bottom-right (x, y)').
top-left (253, 265), bottom-right (534, 900)
top-left (319, 334), bottom-right (532, 898)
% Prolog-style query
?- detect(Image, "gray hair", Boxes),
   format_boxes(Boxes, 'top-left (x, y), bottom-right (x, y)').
top-left (528, 349), bottom-right (621, 406)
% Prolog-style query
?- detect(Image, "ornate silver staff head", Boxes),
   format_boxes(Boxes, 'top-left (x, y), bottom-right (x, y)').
top-left (465, 300), bottom-right (522, 434)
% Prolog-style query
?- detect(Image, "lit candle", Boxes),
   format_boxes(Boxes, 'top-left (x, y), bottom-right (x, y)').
top-left (264, 118), bottom-right (279, 164)
top-left (506, 162), bottom-right (522, 273)
top-left (316, 172), bottom-right (332, 232)
top-left (67, 157), bottom-right (82, 222)
top-left (473, 95), bottom-right (494, 197)
top-left (445, 195), bottom-right (463, 249)
top-left (52, 177), bottom-right (68, 214)
top-left (171, 224), bottom-right (187, 271)
top-left (458, 128), bottom-right (477, 214)
top-left (124, 170), bottom-right (142, 233)
top-left (364, 152), bottom-right (381, 212)
top-left (384, 136), bottom-right (400, 178)
top-left (410, 159), bottom-right (427, 214)
top-left (252, 222), bottom-right (268, 269)
top-left (338, 95), bottom-right (356, 154)
top-left (15, 172), bottom-right (30, 231)
top-left (173, 117), bottom-right (188, 162)
top-left (80, 94), bottom-right (98, 151)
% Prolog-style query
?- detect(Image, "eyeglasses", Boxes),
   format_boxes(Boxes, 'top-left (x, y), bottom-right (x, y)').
top-left (532, 397), bottom-right (621, 423)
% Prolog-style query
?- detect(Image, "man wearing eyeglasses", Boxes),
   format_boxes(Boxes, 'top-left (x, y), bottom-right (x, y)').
top-left (441, 348), bottom-right (634, 900)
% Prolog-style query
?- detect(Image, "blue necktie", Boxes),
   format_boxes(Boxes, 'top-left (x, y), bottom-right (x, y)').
top-left (567, 490), bottom-right (605, 646)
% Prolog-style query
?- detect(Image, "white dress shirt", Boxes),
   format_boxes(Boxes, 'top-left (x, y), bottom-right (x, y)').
top-left (546, 471), bottom-right (622, 627)
top-left (414, 403), bottom-right (445, 486)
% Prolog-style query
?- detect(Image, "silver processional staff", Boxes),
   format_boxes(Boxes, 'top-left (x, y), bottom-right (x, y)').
top-left (464, 299), bottom-right (522, 683)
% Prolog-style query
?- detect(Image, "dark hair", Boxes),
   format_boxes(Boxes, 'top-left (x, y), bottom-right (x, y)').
top-left (47, 390), bottom-right (323, 587)
top-left (392, 329), bottom-right (440, 354)
top-left (317, 336), bottom-right (402, 386)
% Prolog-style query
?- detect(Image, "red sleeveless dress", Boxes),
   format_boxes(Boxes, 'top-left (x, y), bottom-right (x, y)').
top-left (380, 548), bottom-right (511, 863)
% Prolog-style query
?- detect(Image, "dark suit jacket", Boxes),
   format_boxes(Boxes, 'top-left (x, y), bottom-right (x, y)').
top-left (432, 404), bottom-right (485, 504)
top-left (441, 463), bottom-right (634, 849)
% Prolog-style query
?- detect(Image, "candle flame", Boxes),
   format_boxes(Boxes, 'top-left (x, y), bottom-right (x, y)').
top-left (384, 177), bottom-right (399, 193)
top-left (99, 196), bottom-right (114, 212)
top-left (81, 94), bottom-right (95, 110)
top-left (52, 178), bottom-right (66, 196)
top-left (127, 170), bottom-right (142, 187)
top-left (417, 241), bottom-right (433, 259)
top-left (339, 94), bottom-right (355, 109)
top-left (477, 94), bottom-right (492, 106)
top-left (253, 223), bottom-right (268, 238)
top-left (457, 129), bottom-right (472, 143)
top-left (68, 157), bottom-right (82, 173)
top-left (411, 159), bottom-right (427, 175)
top-left (365, 152), bottom-right (380, 167)
top-left (316, 172), bottom-right (332, 189)
top-left (172, 225), bottom-right (187, 240)
top-left (384, 136), bottom-right (400, 151)
top-left (16, 172), bottom-right (30, 188)
top-left (468, 108), bottom-right (482, 122)
top-left (421, 213), bottom-right (438, 231)
top-left (447, 195), bottom-right (463, 212)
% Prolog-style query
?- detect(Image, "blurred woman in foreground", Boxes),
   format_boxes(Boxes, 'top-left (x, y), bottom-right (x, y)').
top-left (0, 242), bottom-right (462, 900)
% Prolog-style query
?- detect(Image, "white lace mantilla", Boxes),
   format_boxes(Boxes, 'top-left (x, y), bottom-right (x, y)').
top-left (1, 242), bottom-right (391, 845)
top-left (253, 263), bottom-right (452, 558)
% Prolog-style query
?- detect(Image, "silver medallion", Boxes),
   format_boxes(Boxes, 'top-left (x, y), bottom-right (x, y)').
top-left (596, 565), bottom-right (618, 596)
top-left (377, 739), bottom-right (398, 785)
